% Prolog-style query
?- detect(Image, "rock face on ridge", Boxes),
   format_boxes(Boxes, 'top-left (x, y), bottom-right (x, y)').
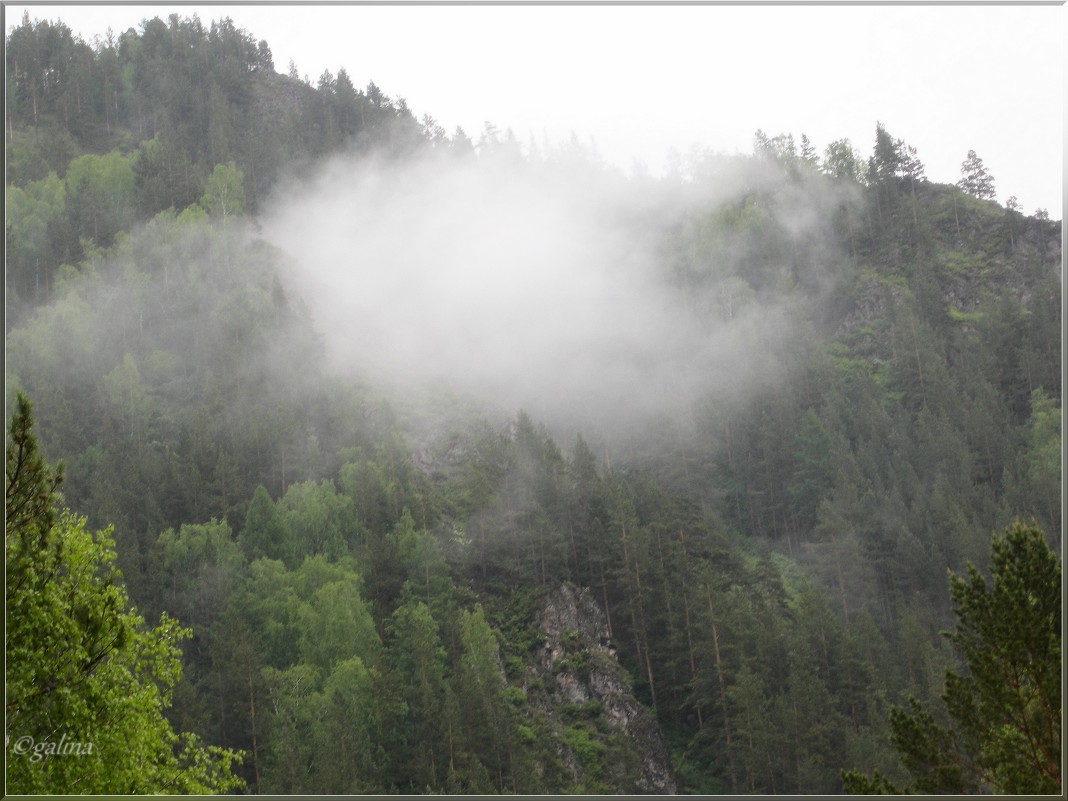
top-left (533, 582), bottom-right (676, 794)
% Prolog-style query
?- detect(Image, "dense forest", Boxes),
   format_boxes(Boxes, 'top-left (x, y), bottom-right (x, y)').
top-left (5, 12), bottom-right (1062, 795)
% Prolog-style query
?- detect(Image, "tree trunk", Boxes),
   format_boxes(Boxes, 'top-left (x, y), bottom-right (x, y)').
top-left (600, 564), bottom-right (614, 640)
top-left (708, 592), bottom-right (737, 792)
top-left (248, 669), bottom-right (261, 793)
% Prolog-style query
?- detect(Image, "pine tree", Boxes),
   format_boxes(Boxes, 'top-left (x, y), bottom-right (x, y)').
top-left (799, 133), bottom-right (819, 169)
top-left (868, 122), bottom-right (901, 184)
top-left (843, 521), bottom-right (1061, 794)
top-left (957, 149), bottom-right (996, 200)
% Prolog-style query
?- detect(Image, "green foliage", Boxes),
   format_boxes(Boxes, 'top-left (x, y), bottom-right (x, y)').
top-left (868, 122), bottom-right (901, 184)
top-left (453, 604), bottom-right (521, 791)
top-left (239, 484), bottom-right (291, 563)
top-left (64, 151), bottom-right (136, 248)
top-left (387, 598), bottom-right (451, 791)
top-left (939, 521), bottom-right (1061, 792)
top-left (234, 557), bottom-right (303, 669)
top-left (1021, 389), bottom-right (1061, 535)
top-left (157, 517), bottom-right (245, 629)
top-left (5, 394), bottom-right (244, 793)
top-left (278, 479), bottom-right (354, 564)
top-left (133, 134), bottom-right (203, 215)
top-left (822, 138), bottom-right (864, 183)
top-left (5, 171), bottom-right (68, 302)
top-left (314, 656), bottom-right (390, 791)
top-left (847, 521), bottom-right (1061, 794)
top-left (957, 149), bottom-right (996, 201)
top-left (561, 698), bottom-right (603, 721)
top-left (297, 573), bottom-right (381, 673)
top-left (788, 408), bottom-right (836, 531)
top-left (563, 724), bottom-right (606, 768)
top-left (841, 768), bottom-right (902, 793)
top-left (4, 12), bottom-right (434, 312)
top-left (200, 161), bottom-right (246, 220)
top-left (4, 16), bottom-right (1062, 790)
top-left (5, 392), bottom-right (64, 561)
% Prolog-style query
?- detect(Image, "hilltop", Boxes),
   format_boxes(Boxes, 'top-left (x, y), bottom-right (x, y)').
top-left (5, 12), bottom-right (1061, 795)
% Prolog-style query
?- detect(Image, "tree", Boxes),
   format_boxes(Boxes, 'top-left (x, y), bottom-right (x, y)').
top-left (254, 39), bottom-right (273, 72)
top-left (799, 133), bottom-right (819, 169)
top-left (297, 574), bottom-right (381, 674)
top-left (450, 126), bottom-right (475, 157)
top-left (334, 67), bottom-right (363, 137)
top-left (895, 140), bottom-right (926, 227)
top-left (867, 122), bottom-right (901, 184)
top-left (313, 656), bottom-right (389, 791)
top-left (387, 599), bottom-right (452, 791)
top-left (278, 478), bottom-right (354, 565)
top-left (843, 521), bottom-right (1061, 794)
top-left (5, 392), bottom-right (64, 569)
top-left (897, 142), bottom-right (925, 185)
top-left (6, 393), bottom-right (244, 793)
top-left (788, 408), bottom-right (835, 533)
top-left (455, 604), bottom-right (517, 791)
top-left (1021, 389), bottom-right (1061, 536)
top-left (822, 139), bottom-right (864, 183)
top-left (259, 662), bottom-right (320, 792)
top-left (64, 151), bottom-right (137, 248)
top-left (156, 518), bottom-right (246, 631)
top-left (391, 507), bottom-right (453, 622)
top-left (5, 171), bottom-right (68, 302)
top-left (753, 129), bottom-right (799, 173)
top-left (957, 149), bottom-right (996, 200)
top-left (133, 134), bottom-right (203, 216)
top-left (240, 484), bottom-right (291, 564)
top-left (200, 161), bottom-right (245, 221)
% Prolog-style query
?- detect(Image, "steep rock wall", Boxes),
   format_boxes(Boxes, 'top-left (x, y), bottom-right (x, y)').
top-left (531, 582), bottom-right (676, 794)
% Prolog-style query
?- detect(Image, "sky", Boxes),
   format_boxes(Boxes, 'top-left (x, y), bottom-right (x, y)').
top-left (4, 2), bottom-right (1065, 219)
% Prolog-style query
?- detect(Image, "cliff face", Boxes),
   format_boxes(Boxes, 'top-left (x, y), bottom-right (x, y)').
top-left (530, 583), bottom-right (677, 794)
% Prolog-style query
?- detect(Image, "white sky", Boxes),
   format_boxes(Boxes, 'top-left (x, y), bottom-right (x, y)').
top-left (5, 2), bottom-right (1065, 219)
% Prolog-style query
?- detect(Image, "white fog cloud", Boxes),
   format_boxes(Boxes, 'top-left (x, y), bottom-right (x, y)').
top-left (259, 149), bottom-right (828, 438)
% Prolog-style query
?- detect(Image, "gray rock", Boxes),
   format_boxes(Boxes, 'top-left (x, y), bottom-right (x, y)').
top-left (535, 582), bottom-right (677, 794)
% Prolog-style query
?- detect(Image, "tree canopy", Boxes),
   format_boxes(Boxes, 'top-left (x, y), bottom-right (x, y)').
top-left (843, 520), bottom-right (1061, 794)
top-left (5, 394), bottom-right (245, 794)
top-left (4, 11), bottom-right (1061, 794)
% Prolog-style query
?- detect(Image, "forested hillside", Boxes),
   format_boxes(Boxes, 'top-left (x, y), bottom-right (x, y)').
top-left (5, 13), bottom-right (1061, 795)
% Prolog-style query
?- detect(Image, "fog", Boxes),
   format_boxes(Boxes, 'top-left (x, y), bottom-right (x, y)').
top-left (260, 147), bottom-right (842, 441)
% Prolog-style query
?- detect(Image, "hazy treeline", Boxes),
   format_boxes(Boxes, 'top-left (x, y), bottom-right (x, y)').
top-left (5, 11), bottom-right (439, 315)
top-left (5, 12), bottom-right (1061, 794)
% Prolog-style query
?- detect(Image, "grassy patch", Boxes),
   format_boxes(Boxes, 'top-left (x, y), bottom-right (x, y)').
top-left (563, 724), bottom-right (605, 769)
top-left (948, 307), bottom-right (984, 322)
top-left (561, 698), bottom-right (602, 721)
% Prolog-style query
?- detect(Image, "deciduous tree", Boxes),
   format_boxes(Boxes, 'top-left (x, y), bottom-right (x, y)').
top-left (6, 393), bottom-right (244, 793)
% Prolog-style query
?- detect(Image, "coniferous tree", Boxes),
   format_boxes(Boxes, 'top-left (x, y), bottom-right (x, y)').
top-left (4, 14), bottom-right (1063, 786)
top-left (388, 599), bottom-right (452, 791)
top-left (239, 485), bottom-right (291, 563)
top-left (868, 122), bottom-right (901, 184)
top-left (799, 133), bottom-right (819, 168)
top-left (957, 149), bottom-right (996, 200)
top-left (843, 521), bottom-right (1061, 794)
top-left (897, 142), bottom-right (925, 185)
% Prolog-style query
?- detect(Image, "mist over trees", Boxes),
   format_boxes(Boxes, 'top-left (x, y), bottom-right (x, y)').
top-left (5, 12), bottom-right (1062, 795)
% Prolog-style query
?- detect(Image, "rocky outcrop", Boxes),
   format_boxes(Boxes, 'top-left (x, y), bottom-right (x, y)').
top-left (532, 583), bottom-right (676, 794)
